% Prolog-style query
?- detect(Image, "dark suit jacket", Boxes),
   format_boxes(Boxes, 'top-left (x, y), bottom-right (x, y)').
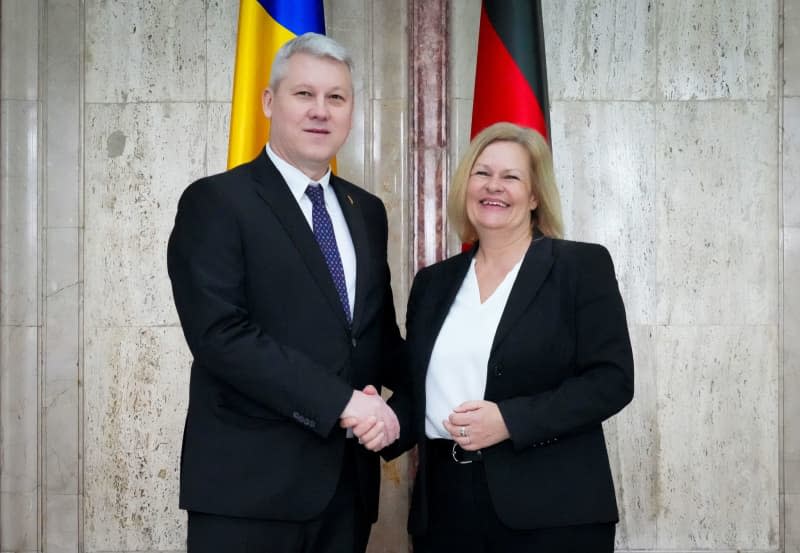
top-left (386, 237), bottom-right (634, 533)
top-left (167, 151), bottom-right (402, 522)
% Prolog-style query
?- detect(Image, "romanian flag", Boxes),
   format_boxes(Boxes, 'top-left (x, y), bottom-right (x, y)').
top-left (227, 0), bottom-right (325, 169)
top-left (471, 0), bottom-right (550, 140)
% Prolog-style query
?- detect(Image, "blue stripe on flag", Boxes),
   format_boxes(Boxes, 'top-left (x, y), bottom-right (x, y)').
top-left (257, 0), bottom-right (325, 35)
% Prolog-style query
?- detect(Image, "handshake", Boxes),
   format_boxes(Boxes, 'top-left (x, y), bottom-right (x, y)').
top-left (339, 385), bottom-right (399, 452)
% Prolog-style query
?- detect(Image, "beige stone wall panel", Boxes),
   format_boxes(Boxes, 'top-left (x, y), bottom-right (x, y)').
top-left (543, 0), bottom-right (657, 101)
top-left (655, 325), bottom-right (779, 549)
top-left (84, 326), bottom-right (190, 551)
top-left (658, 0), bottom-right (777, 100)
top-left (656, 101), bottom-right (778, 326)
top-left (550, 100), bottom-right (657, 326)
top-left (85, 0), bottom-right (206, 103)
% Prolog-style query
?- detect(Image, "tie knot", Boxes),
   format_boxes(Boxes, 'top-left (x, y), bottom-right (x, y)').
top-left (306, 184), bottom-right (325, 206)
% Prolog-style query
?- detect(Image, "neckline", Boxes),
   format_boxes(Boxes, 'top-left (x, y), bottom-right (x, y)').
top-left (468, 255), bottom-right (524, 306)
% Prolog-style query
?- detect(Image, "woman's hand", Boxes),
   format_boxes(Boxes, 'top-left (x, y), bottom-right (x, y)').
top-left (443, 400), bottom-right (510, 450)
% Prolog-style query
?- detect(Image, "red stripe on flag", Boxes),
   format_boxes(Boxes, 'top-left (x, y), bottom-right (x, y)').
top-left (471, 8), bottom-right (548, 139)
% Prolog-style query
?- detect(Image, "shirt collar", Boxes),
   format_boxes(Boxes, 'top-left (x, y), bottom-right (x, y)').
top-left (265, 143), bottom-right (332, 203)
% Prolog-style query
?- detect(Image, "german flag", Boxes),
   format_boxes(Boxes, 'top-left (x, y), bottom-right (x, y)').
top-left (471, 0), bottom-right (550, 140)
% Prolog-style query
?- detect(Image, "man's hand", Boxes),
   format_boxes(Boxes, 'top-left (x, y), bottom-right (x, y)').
top-left (340, 385), bottom-right (399, 451)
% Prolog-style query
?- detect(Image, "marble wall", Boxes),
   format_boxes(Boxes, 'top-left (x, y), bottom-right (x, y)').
top-left (0, 0), bottom-right (796, 552)
top-left (451, 0), bottom-right (787, 551)
top-left (551, 0), bottom-right (782, 550)
top-left (784, 1), bottom-right (800, 551)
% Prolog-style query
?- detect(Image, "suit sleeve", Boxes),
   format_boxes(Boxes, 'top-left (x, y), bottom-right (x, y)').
top-left (372, 201), bottom-right (406, 394)
top-left (497, 244), bottom-right (634, 451)
top-left (167, 181), bottom-right (354, 438)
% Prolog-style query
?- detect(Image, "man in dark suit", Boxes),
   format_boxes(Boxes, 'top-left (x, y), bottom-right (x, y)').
top-left (167, 32), bottom-right (403, 553)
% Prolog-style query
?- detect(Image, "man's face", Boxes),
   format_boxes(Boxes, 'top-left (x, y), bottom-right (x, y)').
top-left (262, 52), bottom-right (354, 181)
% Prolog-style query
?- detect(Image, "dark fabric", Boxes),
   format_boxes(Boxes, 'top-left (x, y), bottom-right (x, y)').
top-left (386, 237), bottom-right (633, 534)
top-left (187, 443), bottom-right (371, 553)
top-left (413, 441), bottom-right (614, 553)
top-left (168, 151), bottom-right (404, 523)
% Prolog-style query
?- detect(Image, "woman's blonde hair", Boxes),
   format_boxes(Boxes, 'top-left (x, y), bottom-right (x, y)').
top-left (448, 122), bottom-right (563, 243)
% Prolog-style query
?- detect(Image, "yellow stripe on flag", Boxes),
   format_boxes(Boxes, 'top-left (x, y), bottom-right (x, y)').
top-left (228, 1), bottom-right (295, 169)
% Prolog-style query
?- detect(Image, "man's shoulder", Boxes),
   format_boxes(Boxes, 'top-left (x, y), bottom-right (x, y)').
top-left (331, 177), bottom-right (389, 224)
top-left (180, 160), bottom-right (259, 203)
top-left (331, 175), bottom-right (382, 204)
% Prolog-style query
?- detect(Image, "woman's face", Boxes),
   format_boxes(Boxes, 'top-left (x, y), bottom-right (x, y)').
top-left (465, 141), bottom-right (538, 240)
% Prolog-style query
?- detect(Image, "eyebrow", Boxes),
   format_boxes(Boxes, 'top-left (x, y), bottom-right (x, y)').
top-left (472, 164), bottom-right (523, 173)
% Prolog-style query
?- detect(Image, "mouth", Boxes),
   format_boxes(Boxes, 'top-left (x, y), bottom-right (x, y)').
top-left (304, 128), bottom-right (330, 135)
top-left (479, 199), bottom-right (509, 208)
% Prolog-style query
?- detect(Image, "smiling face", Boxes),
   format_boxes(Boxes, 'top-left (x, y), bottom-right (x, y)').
top-left (262, 52), bottom-right (353, 181)
top-left (465, 140), bottom-right (538, 241)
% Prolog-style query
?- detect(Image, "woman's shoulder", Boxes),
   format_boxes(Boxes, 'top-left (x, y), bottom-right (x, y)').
top-left (421, 249), bottom-right (473, 274)
top-left (412, 249), bottom-right (472, 287)
top-left (550, 237), bottom-right (611, 260)
top-left (553, 238), bottom-right (614, 271)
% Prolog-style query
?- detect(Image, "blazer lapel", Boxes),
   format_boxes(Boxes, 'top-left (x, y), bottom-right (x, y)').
top-left (415, 250), bottom-right (475, 377)
top-left (490, 236), bottom-right (554, 356)
top-left (250, 152), bottom-right (351, 329)
top-left (331, 176), bottom-right (370, 334)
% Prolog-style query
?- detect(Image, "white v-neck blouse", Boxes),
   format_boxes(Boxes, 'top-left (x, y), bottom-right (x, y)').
top-left (424, 256), bottom-right (524, 439)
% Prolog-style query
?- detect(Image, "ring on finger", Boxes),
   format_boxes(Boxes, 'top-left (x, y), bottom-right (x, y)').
top-left (459, 426), bottom-right (467, 438)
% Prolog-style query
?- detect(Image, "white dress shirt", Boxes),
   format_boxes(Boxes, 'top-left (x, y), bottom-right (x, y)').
top-left (425, 256), bottom-right (524, 439)
top-left (266, 144), bottom-right (356, 317)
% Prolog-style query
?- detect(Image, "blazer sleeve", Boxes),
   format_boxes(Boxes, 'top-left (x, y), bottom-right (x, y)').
top-left (497, 244), bottom-right (634, 451)
top-left (382, 266), bottom-right (430, 461)
top-left (167, 180), bottom-right (354, 438)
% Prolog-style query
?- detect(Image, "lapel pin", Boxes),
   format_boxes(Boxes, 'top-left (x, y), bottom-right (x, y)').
top-left (347, 194), bottom-right (354, 205)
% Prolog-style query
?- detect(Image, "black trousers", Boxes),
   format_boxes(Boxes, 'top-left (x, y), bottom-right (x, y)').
top-left (413, 440), bottom-right (616, 553)
top-left (187, 441), bottom-right (370, 553)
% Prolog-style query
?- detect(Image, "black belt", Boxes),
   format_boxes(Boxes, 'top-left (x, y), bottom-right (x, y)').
top-left (426, 439), bottom-right (483, 464)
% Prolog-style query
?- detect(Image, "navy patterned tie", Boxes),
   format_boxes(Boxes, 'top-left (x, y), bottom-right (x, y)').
top-left (306, 184), bottom-right (352, 325)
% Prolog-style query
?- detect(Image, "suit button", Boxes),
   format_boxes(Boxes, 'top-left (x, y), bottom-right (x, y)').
top-left (492, 364), bottom-right (503, 377)
top-left (351, 338), bottom-right (357, 348)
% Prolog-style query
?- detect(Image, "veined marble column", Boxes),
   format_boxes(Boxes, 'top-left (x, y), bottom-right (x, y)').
top-left (1, 1), bottom-right (41, 551)
top-left (409, 0), bottom-right (449, 272)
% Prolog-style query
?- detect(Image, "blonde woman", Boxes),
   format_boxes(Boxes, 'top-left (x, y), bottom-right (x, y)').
top-left (381, 122), bottom-right (634, 552)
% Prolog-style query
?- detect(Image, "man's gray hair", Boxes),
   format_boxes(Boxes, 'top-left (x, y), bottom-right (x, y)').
top-left (269, 32), bottom-right (354, 90)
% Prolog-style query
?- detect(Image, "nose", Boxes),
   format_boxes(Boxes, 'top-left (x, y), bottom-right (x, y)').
top-left (485, 175), bottom-right (503, 192)
top-left (308, 96), bottom-right (330, 120)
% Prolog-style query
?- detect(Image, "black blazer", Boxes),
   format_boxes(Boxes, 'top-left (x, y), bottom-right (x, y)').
top-left (167, 151), bottom-right (402, 522)
top-left (386, 237), bottom-right (634, 533)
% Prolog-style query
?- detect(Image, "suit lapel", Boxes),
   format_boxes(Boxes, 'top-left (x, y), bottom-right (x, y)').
top-left (490, 236), bottom-right (554, 356)
top-left (331, 176), bottom-right (370, 334)
top-left (250, 152), bottom-right (351, 329)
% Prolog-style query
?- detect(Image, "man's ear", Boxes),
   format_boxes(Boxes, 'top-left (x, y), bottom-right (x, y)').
top-left (262, 88), bottom-right (273, 118)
